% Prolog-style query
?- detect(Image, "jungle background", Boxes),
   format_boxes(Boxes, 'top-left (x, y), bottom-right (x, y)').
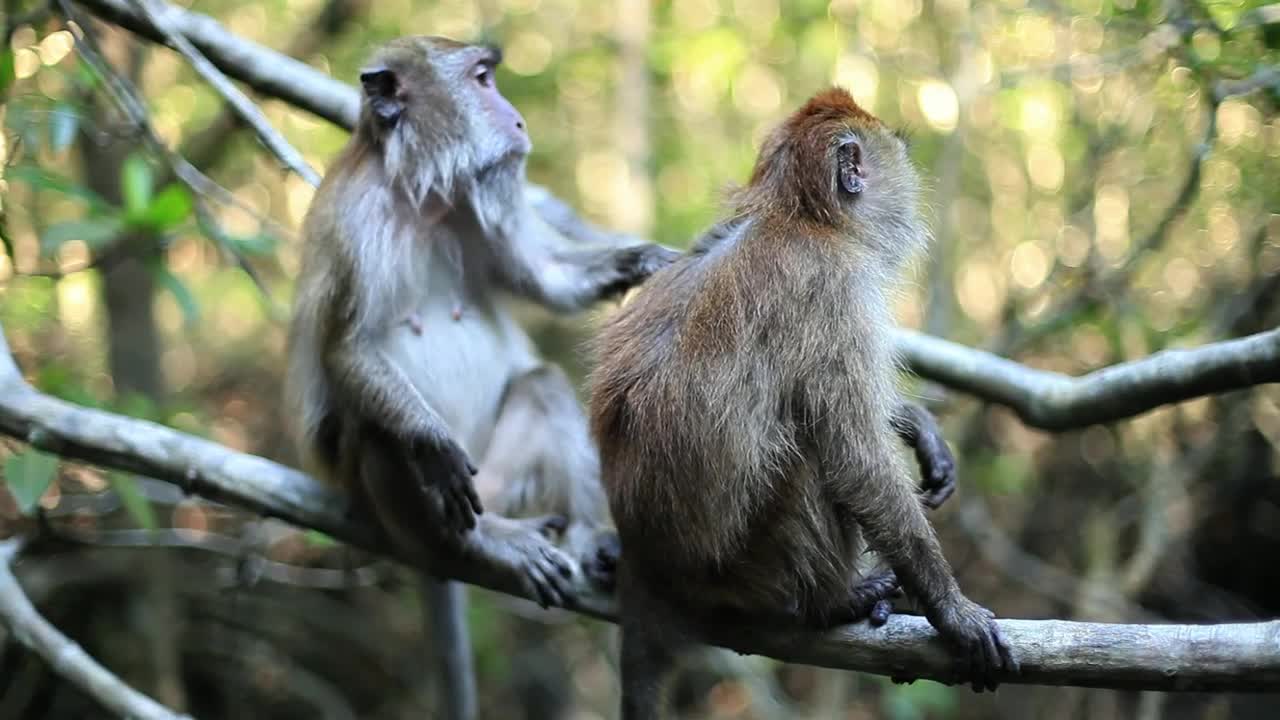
top-left (1, 0), bottom-right (1279, 718)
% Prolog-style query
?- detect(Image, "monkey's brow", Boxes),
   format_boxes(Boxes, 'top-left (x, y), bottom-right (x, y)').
top-left (479, 44), bottom-right (503, 66)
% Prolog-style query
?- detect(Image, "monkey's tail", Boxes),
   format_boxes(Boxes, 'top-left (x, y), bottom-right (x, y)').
top-left (424, 578), bottom-right (477, 720)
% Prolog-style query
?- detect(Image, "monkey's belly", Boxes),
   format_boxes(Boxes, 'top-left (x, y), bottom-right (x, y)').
top-left (381, 301), bottom-right (538, 458)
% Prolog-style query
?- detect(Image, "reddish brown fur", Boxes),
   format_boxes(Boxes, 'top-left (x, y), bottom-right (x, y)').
top-left (590, 88), bottom-right (1014, 719)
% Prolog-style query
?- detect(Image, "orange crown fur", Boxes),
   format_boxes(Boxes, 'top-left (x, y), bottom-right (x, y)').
top-left (735, 87), bottom-right (880, 226)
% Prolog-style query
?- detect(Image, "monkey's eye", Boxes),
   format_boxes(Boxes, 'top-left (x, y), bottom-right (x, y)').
top-left (474, 64), bottom-right (493, 88)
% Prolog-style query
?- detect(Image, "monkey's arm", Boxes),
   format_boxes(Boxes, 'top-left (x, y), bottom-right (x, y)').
top-left (891, 401), bottom-right (956, 509)
top-left (325, 329), bottom-right (483, 532)
top-left (490, 206), bottom-right (680, 312)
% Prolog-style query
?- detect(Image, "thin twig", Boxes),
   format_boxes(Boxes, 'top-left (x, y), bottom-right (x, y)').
top-left (124, 0), bottom-right (320, 186)
top-left (56, 4), bottom-right (276, 295)
top-left (0, 538), bottom-right (194, 720)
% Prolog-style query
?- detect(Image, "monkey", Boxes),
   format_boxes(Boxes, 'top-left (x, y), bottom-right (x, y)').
top-left (283, 36), bottom-right (678, 716)
top-left (588, 87), bottom-right (1016, 718)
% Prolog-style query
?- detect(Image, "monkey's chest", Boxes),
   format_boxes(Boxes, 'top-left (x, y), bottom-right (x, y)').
top-left (381, 293), bottom-right (538, 457)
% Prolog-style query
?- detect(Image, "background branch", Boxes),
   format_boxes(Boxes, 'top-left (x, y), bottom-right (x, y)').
top-left (0, 539), bottom-right (194, 720)
top-left (2, 323), bottom-right (1278, 692)
top-left (124, 0), bottom-right (321, 186)
top-left (895, 327), bottom-right (1280, 430)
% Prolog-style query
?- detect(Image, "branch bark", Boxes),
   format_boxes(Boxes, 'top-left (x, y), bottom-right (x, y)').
top-left (894, 327), bottom-right (1280, 430)
top-left (0, 539), bottom-right (194, 720)
top-left (2, 324), bottom-right (1279, 692)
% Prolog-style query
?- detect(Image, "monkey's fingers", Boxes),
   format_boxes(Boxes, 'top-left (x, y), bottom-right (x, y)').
top-left (991, 620), bottom-right (1018, 674)
top-left (869, 599), bottom-right (893, 627)
top-left (917, 444), bottom-right (957, 509)
top-left (442, 472), bottom-right (479, 532)
top-left (921, 483), bottom-right (955, 510)
top-left (524, 546), bottom-right (575, 609)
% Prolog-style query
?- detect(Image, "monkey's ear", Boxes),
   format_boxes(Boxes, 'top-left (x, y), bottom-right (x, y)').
top-left (360, 68), bottom-right (403, 126)
top-left (837, 138), bottom-right (866, 195)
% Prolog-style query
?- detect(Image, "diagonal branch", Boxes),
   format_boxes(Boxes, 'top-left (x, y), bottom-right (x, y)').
top-left (123, 0), bottom-right (320, 186)
top-left (0, 538), bottom-right (194, 720)
top-left (2, 322), bottom-right (1280, 692)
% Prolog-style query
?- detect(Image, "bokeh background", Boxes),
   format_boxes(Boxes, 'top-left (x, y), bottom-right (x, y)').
top-left (2, 0), bottom-right (1279, 718)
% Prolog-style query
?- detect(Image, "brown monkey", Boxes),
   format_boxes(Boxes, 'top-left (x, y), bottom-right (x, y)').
top-left (284, 37), bottom-right (676, 715)
top-left (589, 88), bottom-right (1016, 718)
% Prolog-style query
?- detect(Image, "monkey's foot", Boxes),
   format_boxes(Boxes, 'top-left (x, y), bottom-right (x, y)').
top-left (583, 531), bottom-right (621, 592)
top-left (844, 571), bottom-right (900, 626)
top-left (484, 516), bottom-right (576, 609)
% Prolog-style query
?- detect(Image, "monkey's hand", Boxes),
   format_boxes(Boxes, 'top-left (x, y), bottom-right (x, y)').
top-left (597, 244), bottom-right (681, 298)
top-left (413, 437), bottom-right (483, 534)
top-left (927, 598), bottom-right (1018, 692)
top-left (915, 432), bottom-right (957, 510)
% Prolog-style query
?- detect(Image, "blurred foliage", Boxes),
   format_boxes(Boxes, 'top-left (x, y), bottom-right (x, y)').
top-left (1, 0), bottom-right (1279, 718)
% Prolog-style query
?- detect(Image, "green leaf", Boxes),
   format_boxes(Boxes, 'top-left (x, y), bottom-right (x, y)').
top-left (72, 57), bottom-right (101, 90)
top-left (40, 217), bottom-right (124, 252)
top-left (304, 530), bottom-right (336, 547)
top-left (6, 165), bottom-right (113, 212)
top-left (108, 472), bottom-right (157, 530)
top-left (48, 104), bottom-right (81, 153)
top-left (0, 48), bottom-right (15, 100)
top-left (154, 264), bottom-right (200, 327)
top-left (4, 450), bottom-right (59, 515)
top-left (131, 184), bottom-right (192, 231)
top-left (121, 153), bottom-right (153, 215)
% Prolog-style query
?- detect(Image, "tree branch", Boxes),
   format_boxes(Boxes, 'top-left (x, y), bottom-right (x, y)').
top-left (895, 327), bottom-right (1280, 430)
top-left (2, 323), bottom-right (1279, 692)
top-left (0, 538), bottom-right (194, 720)
top-left (123, 0), bottom-right (321, 186)
top-left (71, 0), bottom-right (360, 129)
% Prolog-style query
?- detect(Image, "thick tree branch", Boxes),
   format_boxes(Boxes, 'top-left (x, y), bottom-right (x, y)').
top-left (2, 324), bottom-right (1279, 692)
top-left (0, 538), bottom-right (194, 720)
top-left (895, 327), bottom-right (1280, 430)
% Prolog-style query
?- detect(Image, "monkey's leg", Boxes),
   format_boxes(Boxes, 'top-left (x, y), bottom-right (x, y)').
top-left (839, 450), bottom-right (1017, 691)
top-left (357, 424), bottom-right (576, 606)
top-left (891, 401), bottom-right (957, 510)
top-left (475, 366), bottom-right (619, 589)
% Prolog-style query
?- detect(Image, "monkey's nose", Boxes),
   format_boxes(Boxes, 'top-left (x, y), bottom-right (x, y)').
top-left (516, 119), bottom-right (525, 131)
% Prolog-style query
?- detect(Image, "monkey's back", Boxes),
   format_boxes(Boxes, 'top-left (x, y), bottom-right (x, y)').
top-left (590, 232), bottom-right (890, 620)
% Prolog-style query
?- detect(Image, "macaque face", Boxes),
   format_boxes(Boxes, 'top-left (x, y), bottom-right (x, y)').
top-left (468, 49), bottom-right (532, 159)
top-left (357, 37), bottom-right (533, 173)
